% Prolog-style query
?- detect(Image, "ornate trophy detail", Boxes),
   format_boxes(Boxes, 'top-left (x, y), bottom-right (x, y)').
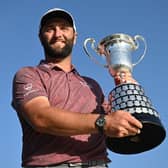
top-left (84, 33), bottom-right (166, 154)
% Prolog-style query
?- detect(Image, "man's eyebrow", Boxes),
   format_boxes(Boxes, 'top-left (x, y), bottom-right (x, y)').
top-left (44, 22), bottom-right (72, 28)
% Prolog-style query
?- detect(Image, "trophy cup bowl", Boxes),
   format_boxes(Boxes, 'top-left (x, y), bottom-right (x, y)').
top-left (84, 33), bottom-right (166, 154)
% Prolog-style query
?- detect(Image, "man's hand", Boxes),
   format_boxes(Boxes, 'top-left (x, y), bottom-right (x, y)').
top-left (104, 110), bottom-right (143, 138)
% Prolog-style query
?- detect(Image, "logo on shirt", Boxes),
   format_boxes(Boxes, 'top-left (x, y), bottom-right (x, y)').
top-left (23, 83), bottom-right (39, 97)
top-left (24, 83), bottom-right (33, 91)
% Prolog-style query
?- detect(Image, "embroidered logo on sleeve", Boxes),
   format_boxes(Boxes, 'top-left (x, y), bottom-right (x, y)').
top-left (24, 83), bottom-right (39, 97)
top-left (24, 83), bottom-right (33, 90)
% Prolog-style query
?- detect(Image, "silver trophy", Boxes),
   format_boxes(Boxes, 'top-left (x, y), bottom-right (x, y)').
top-left (84, 33), bottom-right (166, 154)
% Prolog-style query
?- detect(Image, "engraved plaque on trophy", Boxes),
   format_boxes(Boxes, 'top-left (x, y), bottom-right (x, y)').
top-left (84, 33), bottom-right (166, 154)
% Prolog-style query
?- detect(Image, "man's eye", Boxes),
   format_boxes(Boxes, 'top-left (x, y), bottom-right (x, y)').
top-left (46, 27), bottom-right (53, 32)
top-left (60, 26), bottom-right (68, 30)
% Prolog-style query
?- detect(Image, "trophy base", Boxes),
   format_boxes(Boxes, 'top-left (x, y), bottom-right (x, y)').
top-left (107, 83), bottom-right (166, 154)
top-left (106, 114), bottom-right (166, 154)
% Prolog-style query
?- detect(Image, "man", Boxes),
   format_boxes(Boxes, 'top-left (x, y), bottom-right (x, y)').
top-left (12, 8), bottom-right (142, 168)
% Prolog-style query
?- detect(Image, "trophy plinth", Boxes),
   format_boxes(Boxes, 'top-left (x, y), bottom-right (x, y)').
top-left (84, 33), bottom-right (166, 154)
top-left (106, 83), bottom-right (166, 154)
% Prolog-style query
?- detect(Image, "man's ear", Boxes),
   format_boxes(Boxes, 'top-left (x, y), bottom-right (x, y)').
top-left (73, 32), bottom-right (78, 45)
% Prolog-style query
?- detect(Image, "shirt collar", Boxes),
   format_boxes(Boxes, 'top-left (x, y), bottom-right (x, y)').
top-left (38, 60), bottom-right (78, 73)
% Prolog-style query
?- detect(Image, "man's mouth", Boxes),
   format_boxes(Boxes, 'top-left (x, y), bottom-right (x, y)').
top-left (50, 38), bottom-right (65, 45)
top-left (55, 40), bottom-right (65, 44)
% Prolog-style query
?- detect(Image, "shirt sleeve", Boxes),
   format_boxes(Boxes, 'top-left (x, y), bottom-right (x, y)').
top-left (12, 66), bottom-right (48, 110)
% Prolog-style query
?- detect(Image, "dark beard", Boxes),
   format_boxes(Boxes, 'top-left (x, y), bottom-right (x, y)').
top-left (41, 36), bottom-right (74, 61)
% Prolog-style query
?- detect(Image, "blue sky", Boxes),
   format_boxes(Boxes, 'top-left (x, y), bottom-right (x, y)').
top-left (1, 0), bottom-right (168, 167)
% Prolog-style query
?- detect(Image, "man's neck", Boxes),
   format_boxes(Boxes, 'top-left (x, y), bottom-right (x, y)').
top-left (45, 55), bottom-right (72, 72)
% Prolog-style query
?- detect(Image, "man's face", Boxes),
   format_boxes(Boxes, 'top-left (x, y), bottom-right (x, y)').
top-left (39, 17), bottom-right (77, 61)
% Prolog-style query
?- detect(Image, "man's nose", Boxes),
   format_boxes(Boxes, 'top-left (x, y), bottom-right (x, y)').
top-left (53, 27), bottom-right (62, 37)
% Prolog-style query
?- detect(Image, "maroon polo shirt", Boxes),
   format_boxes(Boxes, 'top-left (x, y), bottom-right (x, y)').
top-left (12, 60), bottom-right (110, 166)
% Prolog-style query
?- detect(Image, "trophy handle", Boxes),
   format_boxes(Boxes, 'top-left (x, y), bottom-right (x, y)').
top-left (132, 35), bottom-right (147, 67)
top-left (83, 38), bottom-right (108, 68)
